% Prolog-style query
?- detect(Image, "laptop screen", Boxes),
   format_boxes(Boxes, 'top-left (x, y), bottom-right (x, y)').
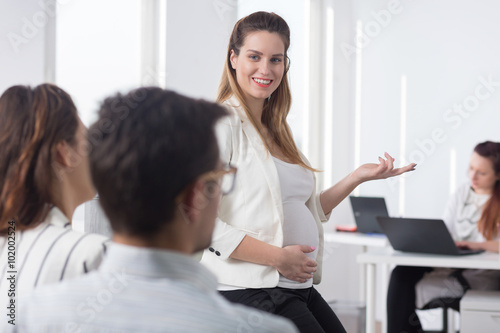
top-left (349, 196), bottom-right (389, 234)
top-left (376, 217), bottom-right (484, 256)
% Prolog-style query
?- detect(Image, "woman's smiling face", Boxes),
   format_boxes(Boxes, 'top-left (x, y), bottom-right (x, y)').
top-left (230, 31), bottom-right (285, 104)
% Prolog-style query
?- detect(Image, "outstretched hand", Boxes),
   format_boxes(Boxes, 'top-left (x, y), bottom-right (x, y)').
top-left (352, 152), bottom-right (416, 183)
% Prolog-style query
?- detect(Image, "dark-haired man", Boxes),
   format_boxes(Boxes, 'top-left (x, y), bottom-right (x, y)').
top-left (10, 88), bottom-right (297, 332)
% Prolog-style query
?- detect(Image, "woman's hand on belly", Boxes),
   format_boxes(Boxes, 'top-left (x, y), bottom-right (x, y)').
top-left (274, 245), bottom-right (317, 283)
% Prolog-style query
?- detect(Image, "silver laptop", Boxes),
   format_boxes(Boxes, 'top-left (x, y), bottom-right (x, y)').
top-left (376, 217), bottom-right (484, 256)
top-left (349, 196), bottom-right (389, 234)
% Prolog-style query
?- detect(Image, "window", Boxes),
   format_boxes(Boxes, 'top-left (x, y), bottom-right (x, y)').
top-left (56, 0), bottom-right (142, 126)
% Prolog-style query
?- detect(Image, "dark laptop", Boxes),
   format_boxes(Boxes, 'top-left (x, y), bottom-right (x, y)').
top-left (349, 196), bottom-right (389, 234)
top-left (376, 217), bottom-right (484, 256)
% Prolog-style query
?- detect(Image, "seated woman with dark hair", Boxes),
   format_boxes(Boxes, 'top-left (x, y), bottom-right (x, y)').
top-left (0, 84), bottom-right (108, 306)
top-left (387, 141), bottom-right (500, 333)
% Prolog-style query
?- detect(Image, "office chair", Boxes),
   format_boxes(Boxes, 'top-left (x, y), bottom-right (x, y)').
top-left (420, 270), bottom-right (468, 333)
top-left (420, 297), bottom-right (460, 333)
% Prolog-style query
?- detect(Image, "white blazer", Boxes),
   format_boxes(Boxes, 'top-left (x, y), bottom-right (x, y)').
top-left (200, 97), bottom-right (331, 288)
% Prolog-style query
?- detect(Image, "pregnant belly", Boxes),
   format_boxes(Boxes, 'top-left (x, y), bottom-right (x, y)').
top-left (282, 202), bottom-right (319, 259)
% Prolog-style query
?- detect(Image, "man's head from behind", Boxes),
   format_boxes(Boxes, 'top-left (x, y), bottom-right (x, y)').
top-left (89, 88), bottom-right (228, 252)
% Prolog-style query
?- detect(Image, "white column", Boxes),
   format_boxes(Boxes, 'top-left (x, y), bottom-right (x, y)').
top-left (0, 0), bottom-right (48, 92)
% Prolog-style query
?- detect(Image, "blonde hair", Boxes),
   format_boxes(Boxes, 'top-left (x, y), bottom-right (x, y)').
top-left (217, 11), bottom-right (318, 172)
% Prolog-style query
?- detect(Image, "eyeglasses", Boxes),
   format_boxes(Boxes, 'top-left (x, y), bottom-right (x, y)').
top-left (175, 164), bottom-right (238, 204)
top-left (199, 164), bottom-right (237, 196)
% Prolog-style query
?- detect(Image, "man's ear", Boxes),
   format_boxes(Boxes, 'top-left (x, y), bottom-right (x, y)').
top-left (178, 180), bottom-right (207, 225)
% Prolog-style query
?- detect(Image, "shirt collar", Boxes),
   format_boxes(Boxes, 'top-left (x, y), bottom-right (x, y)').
top-left (99, 242), bottom-right (218, 293)
top-left (45, 206), bottom-right (71, 229)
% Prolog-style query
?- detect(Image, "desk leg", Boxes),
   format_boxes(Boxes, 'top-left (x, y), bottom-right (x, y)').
top-left (359, 245), bottom-right (367, 302)
top-left (366, 263), bottom-right (376, 333)
top-left (380, 263), bottom-right (390, 333)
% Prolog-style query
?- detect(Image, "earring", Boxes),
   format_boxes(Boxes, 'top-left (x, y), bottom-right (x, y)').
top-left (267, 94), bottom-right (271, 101)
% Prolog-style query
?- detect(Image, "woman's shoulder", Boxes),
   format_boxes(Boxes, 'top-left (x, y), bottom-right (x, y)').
top-left (43, 207), bottom-right (109, 248)
top-left (220, 96), bottom-right (246, 124)
top-left (448, 182), bottom-right (475, 206)
top-left (56, 228), bottom-right (109, 264)
top-left (459, 182), bottom-right (471, 190)
top-left (455, 182), bottom-right (472, 196)
top-left (47, 222), bottom-right (109, 249)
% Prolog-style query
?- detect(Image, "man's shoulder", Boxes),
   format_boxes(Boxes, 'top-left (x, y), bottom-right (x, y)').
top-left (16, 273), bottom-right (297, 333)
top-left (14, 272), bottom-right (103, 328)
top-left (23, 271), bottom-right (104, 303)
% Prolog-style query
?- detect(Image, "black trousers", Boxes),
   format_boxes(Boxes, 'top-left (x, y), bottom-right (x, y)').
top-left (386, 266), bottom-right (433, 333)
top-left (220, 287), bottom-right (346, 333)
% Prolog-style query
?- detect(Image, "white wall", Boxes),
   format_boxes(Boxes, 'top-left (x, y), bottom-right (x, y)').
top-left (320, 0), bottom-right (500, 327)
top-left (0, 0), bottom-right (49, 93)
top-left (351, 0), bottom-right (500, 218)
top-left (165, 0), bottom-right (236, 101)
top-left (310, 0), bottom-right (364, 304)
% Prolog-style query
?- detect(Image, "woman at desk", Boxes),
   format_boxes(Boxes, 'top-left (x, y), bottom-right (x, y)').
top-left (387, 141), bottom-right (500, 333)
top-left (200, 11), bottom-right (415, 333)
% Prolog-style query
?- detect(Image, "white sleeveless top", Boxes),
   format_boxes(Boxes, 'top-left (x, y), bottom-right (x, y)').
top-left (273, 157), bottom-right (318, 289)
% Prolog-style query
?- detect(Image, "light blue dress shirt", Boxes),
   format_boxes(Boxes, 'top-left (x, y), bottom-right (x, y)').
top-left (8, 242), bottom-right (297, 333)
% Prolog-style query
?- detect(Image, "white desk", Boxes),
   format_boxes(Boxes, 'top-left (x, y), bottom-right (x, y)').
top-left (324, 231), bottom-right (388, 300)
top-left (324, 231), bottom-right (388, 249)
top-left (325, 231), bottom-right (389, 332)
top-left (357, 248), bottom-right (500, 333)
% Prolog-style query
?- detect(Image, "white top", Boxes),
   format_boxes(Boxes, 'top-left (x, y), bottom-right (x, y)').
top-left (0, 206), bottom-right (109, 314)
top-left (442, 182), bottom-right (491, 241)
top-left (273, 157), bottom-right (318, 289)
top-left (6, 243), bottom-right (298, 333)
